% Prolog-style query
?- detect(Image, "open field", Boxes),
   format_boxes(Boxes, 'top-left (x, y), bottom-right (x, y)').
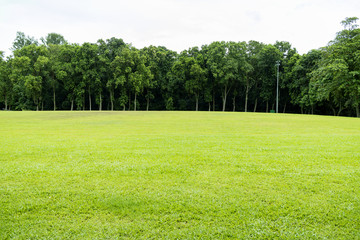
top-left (1, 111), bottom-right (360, 239)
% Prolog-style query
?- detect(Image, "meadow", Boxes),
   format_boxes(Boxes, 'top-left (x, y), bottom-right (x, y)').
top-left (0, 111), bottom-right (360, 239)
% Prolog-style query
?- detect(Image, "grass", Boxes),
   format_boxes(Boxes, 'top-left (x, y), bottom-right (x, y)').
top-left (0, 111), bottom-right (360, 239)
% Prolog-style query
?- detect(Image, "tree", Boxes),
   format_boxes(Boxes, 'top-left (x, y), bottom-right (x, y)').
top-left (172, 48), bottom-right (207, 111)
top-left (311, 17), bottom-right (360, 117)
top-left (18, 54), bottom-right (50, 111)
top-left (227, 41), bottom-right (252, 112)
top-left (58, 44), bottom-right (79, 110)
top-left (189, 63), bottom-right (207, 111)
top-left (11, 44), bottom-right (48, 110)
top-left (47, 44), bottom-right (63, 110)
top-left (207, 41), bottom-right (244, 111)
top-left (111, 46), bottom-right (133, 110)
top-left (2, 25), bottom-right (360, 116)
top-left (341, 17), bottom-right (359, 31)
top-left (97, 37), bottom-right (126, 110)
top-left (39, 33), bottom-right (68, 110)
top-left (8, 56), bottom-right (30, 110)
top-left (201, 44), bottom-right (218, 111)
top-left (77, 43), bottom-right (100, 110)
top-left (149, 47), bottom-right (177, 110)
top-left (12, 32), bottom-right (38, 51)
top-left (34, 55), bottom-right (50, 110)
top-left (257, 44), bottom-right (282, 112)
top-left (287, 50), bottom-right (322, 114)
top-left (246, 40), bottom-right (265, 112)
top-left (140, 46), bottom-right (167, 111)
top-left (274, 41), bottom-right (298, 113)
top-left (41, 33), bottom-right (67, 46)
top-left (128, 48), bottom-right (153, 111)
top-left (24, 75), bottom-right (42, 111)
top-left (0, 53), bottom-right (13, 110)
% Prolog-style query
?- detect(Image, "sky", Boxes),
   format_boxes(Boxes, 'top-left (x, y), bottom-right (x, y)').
top-left (1, 0), bottom-right (360, 56)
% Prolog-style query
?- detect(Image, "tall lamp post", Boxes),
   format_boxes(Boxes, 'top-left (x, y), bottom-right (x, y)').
top-left (275, 61), bottom-right (280, 113)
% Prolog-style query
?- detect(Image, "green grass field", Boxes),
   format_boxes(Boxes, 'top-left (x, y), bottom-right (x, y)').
top-left (1, 111), bottom-right (360, 239)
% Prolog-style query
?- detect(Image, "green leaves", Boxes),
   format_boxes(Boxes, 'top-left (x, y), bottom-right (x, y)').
top-left (341, 17), bottom-right (359, 31)
top-left (1, 19), bottom-right (359, 115)
top-left (310, 18), bottom-right (360, 116)
top-left (206, 41), bottom-right (251, 111)
top-left (24, 75), bottom-right (42, 108)
top-left (40, 33), bottom-right (67, 46)
top-left (11, 32), bottom-right (38, 51)
top-left (110, 46), bottom-right (154, 110)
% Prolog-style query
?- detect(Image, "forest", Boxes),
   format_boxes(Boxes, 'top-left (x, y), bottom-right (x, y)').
top-left (0, 17), bottom-right (359, 117)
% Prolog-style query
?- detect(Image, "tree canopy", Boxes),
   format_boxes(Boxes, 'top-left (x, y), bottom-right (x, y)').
top-left (1, 17), bottom-right (360, 117)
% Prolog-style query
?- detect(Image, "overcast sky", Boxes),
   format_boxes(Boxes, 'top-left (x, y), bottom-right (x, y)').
top-left (1, 0), bottom-right (359, 56)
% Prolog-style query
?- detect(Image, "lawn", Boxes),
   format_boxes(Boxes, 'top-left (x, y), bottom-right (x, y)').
top-left (0, 111), bottom-right (360, 239)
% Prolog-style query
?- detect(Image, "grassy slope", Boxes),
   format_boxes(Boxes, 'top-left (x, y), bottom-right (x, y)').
top-left (0, 111), bottom-right (359, 239)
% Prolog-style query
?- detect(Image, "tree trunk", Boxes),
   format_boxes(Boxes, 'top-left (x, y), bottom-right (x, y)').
top-left (71, 99), bottom-right (74, 111)
top-left (266, 101), bottom-right (269, 113)
top-left (245, 84), bottom-right (249, 112)
top-left (53, 86), bottom-right (56, 111)
top-left (110, 91), bottom-right (114, 111)
top-left (146, 96), bottom-right (150, 111)
top-left (83, 94), bottom-right (85, 111)
top-left (212, 93), bottom-right (215, 111)
top-left (222, 95), bottom-right (227, 111)
top-left (208, 102), bottom-right (211, 111)
top-left (311, 106), bottom-right (314, 115)
top-left (337, 106), bottom-right (343, 116)
top-left (222, 85), bottom-right (230, 112)
top-left (232, 96), bottom-right (236, 112)
top-left (99, 92), bottom-right (102, 111)
top-left (128, 92), bottom-right (131, 110)
top-left (89, 86), bottom-right (92, 111)
top-left (283, 103), bottom-right (286, 113)
top-left (253, 98), bottom-right (257, 112)
top-left (356, 104), bottom-right (360, 118)
top-left (331, 105), bottom-right (336, 116)
top-left (134, 92), bottom-right (137, 111)
top-left (4, 94), bottom-right (7, 111)
top-left (336, 102), bottom-right (342, 116)
top-left (195, 94), bottom-right (199, 111)
top-left (123, 105), bottom-right (126, 111)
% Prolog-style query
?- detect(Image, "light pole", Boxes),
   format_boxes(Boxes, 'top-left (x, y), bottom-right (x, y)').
top-left (275, 61), bottom-right (280, 113)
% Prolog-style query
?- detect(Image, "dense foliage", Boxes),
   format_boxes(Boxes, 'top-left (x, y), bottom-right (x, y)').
top-left (1, 17), bottom-right (359, 117)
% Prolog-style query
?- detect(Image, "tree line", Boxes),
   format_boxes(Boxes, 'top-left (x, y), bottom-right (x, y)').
top-left (0, 17), bottom-right (359, 117)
